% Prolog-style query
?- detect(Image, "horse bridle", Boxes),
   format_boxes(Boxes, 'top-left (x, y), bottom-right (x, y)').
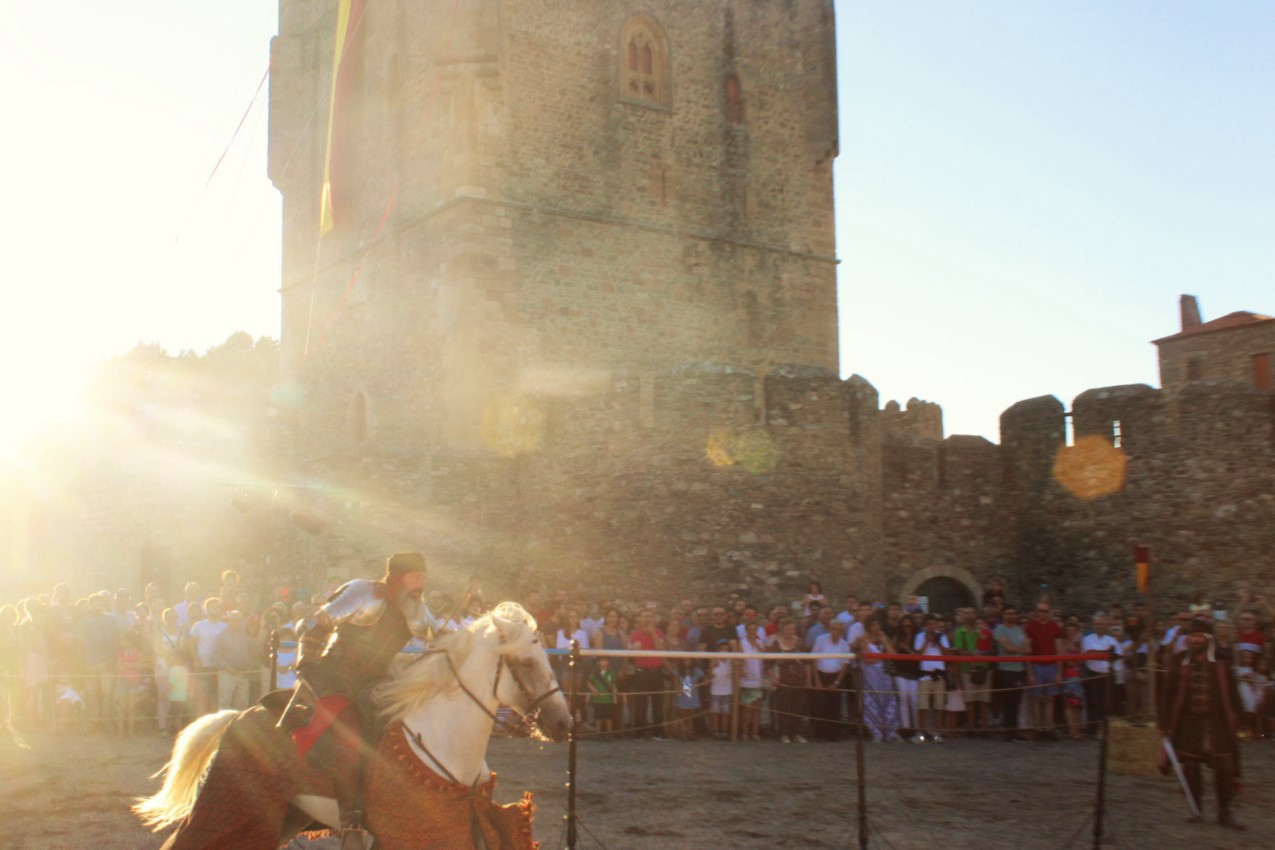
top-left (444, 635), bottom-right (564, 723)
top-left (403, 625), bottom-right (562, 786)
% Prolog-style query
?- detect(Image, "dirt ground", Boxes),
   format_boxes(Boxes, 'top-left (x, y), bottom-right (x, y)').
top-left (3, 723), bottom-right (1271, 850)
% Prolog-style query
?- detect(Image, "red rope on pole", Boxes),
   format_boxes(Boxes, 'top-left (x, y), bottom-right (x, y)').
top-left (859, 652), bottom-right (1112, 663)
top-left (206, 60), bottom-right (273, 187)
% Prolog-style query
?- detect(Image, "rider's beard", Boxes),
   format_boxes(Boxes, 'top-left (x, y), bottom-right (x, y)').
top-left (407, 588), bottom-right (424, 601)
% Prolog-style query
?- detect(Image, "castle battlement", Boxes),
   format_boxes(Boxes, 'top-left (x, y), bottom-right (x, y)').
top-left (246, 4), bottom-right (1275, 614)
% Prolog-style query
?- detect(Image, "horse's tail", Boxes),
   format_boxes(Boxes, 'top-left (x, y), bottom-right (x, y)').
top-left (132, 709), bottom-right (239, 830)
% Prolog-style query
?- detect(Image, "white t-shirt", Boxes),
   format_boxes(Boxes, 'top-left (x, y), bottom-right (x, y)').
top-left (738, 634), bottom-right (766, 687)
top-left (188, 619), bottom-right (229, 668)
top-left (174, 600), bottom-right (196, 627)
top-left (711, 659), bottom-right (735, 696)
top-left (812, 633), bottom-right (851, 674)
top-left (556, 628), bottom-right (589, 651)
top-left (1112, 639), bottom-right (1133, 683)
top-left (1080, 633), bottom-right (1119, 674)
top-left (914, 631), bottom-right (950, 672)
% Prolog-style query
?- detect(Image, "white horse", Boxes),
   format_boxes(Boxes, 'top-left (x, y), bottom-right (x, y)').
top-left (135, 602), bottom-right (570, 850)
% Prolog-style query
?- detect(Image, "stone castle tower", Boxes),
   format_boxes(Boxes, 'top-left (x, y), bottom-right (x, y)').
top-left (3, 3), bottom-right (1268, 612)
top-left (269, 1), bottom-right (839, 461)
top-left (261, 2), bottom-right (1273, 614)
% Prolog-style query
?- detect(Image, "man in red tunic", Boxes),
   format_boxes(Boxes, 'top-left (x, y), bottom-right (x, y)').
top-left (1159, 617), bottom-right (1244, 830)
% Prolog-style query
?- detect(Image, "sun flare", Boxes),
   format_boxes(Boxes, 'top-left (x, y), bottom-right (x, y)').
top-left (0, 357), bottom-right (91, 460)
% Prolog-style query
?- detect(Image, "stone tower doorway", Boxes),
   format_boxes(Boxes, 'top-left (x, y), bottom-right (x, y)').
top-left (900, 566), bottom-right (983, 619)
top-left (915, 576), bottom-right (976, 618)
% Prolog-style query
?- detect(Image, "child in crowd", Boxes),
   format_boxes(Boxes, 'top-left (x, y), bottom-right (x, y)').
top-left (710, 640), bottom-right (735, 739)
top-left (52, 678), bottom-right (84, 736)
top-left (802, 581), bottom-right (828, 617)
top-left (588, 657), bottom-right (618, 739)
top-left (113, 630), bottom-right (146, 738)
top-left (1261, 656), bottom-right (1275, 739)
top-left (944, 669), bottom-right (965, 738)
top-left (1059, 623), bottom-right (1086, 741)
top-left (1236, 650), bottom-right (1268, 739)
top-left (737, 622), bottom-right (766, 741)
top-left (1110, 624), bottom-right (1132, 716)
top-left (976, 617), bottom-right (994, 656)
top-left (671, 658), bottom-right (704, 741)
top-left (275, 626), bottom-right (298, 690)
top-left (167, 647), bottom-right (192, 735)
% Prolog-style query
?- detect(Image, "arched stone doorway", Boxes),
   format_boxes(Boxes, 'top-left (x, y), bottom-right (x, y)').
top-left (899, 566), bottom-right (984, 619)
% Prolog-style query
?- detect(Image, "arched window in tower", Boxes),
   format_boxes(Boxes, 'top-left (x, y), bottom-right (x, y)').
top-left (725, 74), bottom-right (744, 123)
top-left (351, 391), bottom-right (368, 442)
top-left (620, 15), bottom-right (670, 108)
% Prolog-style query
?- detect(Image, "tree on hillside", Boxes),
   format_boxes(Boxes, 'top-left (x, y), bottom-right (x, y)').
top-left (90, 333), bottom-right (280, 443)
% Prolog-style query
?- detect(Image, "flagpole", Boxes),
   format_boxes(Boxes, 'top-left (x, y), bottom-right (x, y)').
top-left (1134, 544), bottom-right (1156, 720)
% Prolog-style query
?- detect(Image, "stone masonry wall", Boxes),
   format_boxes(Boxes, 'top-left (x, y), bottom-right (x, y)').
top-left (270, 364), bottom-right (1274, 617)
top-left (879, 432), bottom-right (1015, 602)
top-left (10, 366), bottom-right (1271, 615)
top-left (999, 381), bottom-right (1275, 614)
top-left (1157, 322), bottom-right (1275, 390)
top-left (253, 1), bottom-right (1275, 614)
top-left (269, 0), bottom-right (840, 463)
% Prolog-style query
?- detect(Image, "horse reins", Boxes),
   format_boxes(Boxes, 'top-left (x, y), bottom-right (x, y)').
top-left (401, 627), bottom-right (562, 785)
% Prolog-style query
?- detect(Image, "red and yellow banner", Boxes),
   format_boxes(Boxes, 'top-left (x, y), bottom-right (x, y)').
top-left (1133, 544), bottom-right (1150, 593)
top-left (320, 0), bottom-right (365, 236)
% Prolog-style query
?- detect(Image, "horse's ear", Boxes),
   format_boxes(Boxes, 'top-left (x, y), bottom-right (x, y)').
top-left (492, 616), bottom-right (509, 645)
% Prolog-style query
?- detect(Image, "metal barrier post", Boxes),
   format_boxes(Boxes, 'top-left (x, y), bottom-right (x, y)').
top-left (566, 640), bottom-right (579, 850)
top-left (855, 664), bottom-right (868, 850)
top-left (730, 660), bottom-right (740, 742)
top-left (268, 629), bottom-right (280, 692)
top-left (1092, 660), bottom-right (1112, 850)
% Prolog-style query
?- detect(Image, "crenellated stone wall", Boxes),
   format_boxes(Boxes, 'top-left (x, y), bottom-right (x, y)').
top-left (4, 360), bottom-right (1270, 615)
top-left (257, 366), bottom-right (1274, 614)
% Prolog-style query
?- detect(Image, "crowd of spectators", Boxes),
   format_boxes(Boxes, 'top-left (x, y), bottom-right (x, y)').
top-left (526, 579), bottom-right (1275, 745)
top-left (2, 573), bottom-right (1272, 749)
top-left (0, 571), bottom-right (323, 737)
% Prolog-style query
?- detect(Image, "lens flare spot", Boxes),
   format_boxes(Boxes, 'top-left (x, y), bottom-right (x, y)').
top-left (705, 427), bottom-right (782, 473)
top-left (481, 395), bottom-right (545, 457)
top-left (707, 428), bottom-right (736, 467)
top-left (1053, 434), bottom-right (1128, 500)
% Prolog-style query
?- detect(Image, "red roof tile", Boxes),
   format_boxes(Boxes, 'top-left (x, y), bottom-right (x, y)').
top-left (1154, 310), bottom-right (1275, 344)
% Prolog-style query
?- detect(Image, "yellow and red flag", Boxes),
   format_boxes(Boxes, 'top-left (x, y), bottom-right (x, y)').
top-left (1133, 544), bottom-right (1150, 593)
top-left (320, 0), bottom-right (365, 236)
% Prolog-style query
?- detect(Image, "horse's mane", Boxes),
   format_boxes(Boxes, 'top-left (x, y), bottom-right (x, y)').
top-left (373, 601), bottom-right (539, 724)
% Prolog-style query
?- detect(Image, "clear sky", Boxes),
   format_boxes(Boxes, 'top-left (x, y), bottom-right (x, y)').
top-left (2, 1), bottom-right (1271, 449)
top-left (836, 2), bottom-right (1273, 437)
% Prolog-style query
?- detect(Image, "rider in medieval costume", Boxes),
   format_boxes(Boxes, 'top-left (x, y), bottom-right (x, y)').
top-left (292, 551), bottom-right (441, 848)
top-left (1158, 617), bottom-right (1245, 830)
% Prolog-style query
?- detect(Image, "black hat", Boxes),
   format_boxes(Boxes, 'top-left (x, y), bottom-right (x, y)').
top-left (386, 552), bottom-right (427, 575)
